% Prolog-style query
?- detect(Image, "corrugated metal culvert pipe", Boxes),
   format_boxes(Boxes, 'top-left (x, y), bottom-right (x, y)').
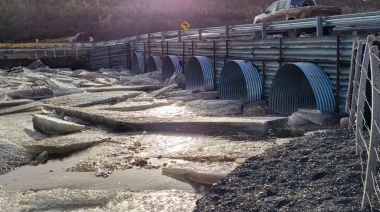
top-left (185, 56), bottom-right (214, 91)
top-left (146, 56), bottom-right (162, 73)
top-left (218, 60), bottom-right (262, 104)
top-left (131, 52), bottom-right (145, 74)
top-left (162, 55), bottom-right (182, 81)
top-left (269, 62), bottom-right (335, 116)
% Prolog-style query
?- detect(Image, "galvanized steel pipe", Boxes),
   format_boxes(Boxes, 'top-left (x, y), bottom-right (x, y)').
top-left (162, 55), bottom-right (182, 81)
top-left (218, 60), bottom-right (262, 104)
top-left (185, 56), bottom-right (214, 91)
top-left (132, 52), bottom-right (145, 74)
top-left (269, 62), bottom-right (335, 116)
top-left (146, 55), bottom-right (162, 72)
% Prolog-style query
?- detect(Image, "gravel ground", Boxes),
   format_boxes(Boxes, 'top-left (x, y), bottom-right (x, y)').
top-left (195, 129), bottom-right (375, 211)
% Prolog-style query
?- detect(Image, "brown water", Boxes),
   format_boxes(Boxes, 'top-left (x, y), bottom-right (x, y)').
top-left (0, 144), bottom-right (209, 193)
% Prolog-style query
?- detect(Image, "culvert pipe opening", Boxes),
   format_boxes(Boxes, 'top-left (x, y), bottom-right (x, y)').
top-left (269, 62), bottom-right (335, 116)
top-left (162, 55), bottom-right (182, 81)
top-left (146, 56), bottom-right (162, 73)
top-left (185, 56), bottom-right (214, 91)
top-left (131, 52), bottom-right (145, 74)
top-left (218, 60), bottom-right (262, 104)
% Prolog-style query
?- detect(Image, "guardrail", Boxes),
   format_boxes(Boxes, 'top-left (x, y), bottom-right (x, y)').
top-left (124, 10), bottom-right (380, 43)
top-left (2, 10), bottom-right (379, 51)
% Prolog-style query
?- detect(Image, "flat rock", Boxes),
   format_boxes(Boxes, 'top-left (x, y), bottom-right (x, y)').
top-left (45, 91), bottom-right (143, 107)
top-left (87, 85), bottom-right (163, 93)
top-left (27, 59), bottom-right (48, 70)
top-left (293, 109), bottom-right (345, 126)
top-left (163, 90), bottom-right (218, 102)
top-left (119, 74), bottom-right (162, 86)
top-left (44, 105), bottom-right (288, 133)
top-left (185, 100), bottom-right (243, 117)
top-left (22, 133), bottom-right (108, 154)
top-left (32, 114), bottom-right (86, 135)
top-left (98, 99), bottom-right (173, 111)
top-left (52, 88), bottom-right (87, 97)
top-left (0, 102), bottom-right (42, 115)
top-left (7, 88), bottom-right (54, 100)
top-left (0, 99), bottom-right (34, 108)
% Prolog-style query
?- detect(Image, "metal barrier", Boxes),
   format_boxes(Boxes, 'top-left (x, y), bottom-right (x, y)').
top-left (146, 56), bottom-right (162, 73)
top-left (269, 62), bottom-right (335, 116)
top-left (132, 35), bottom-right (354, 113)
top-left (87, 44), bottom-right (128, 70)
top-left (162, 55), bottom-right (182, 81)
top-left (219, 60), bottom-right (262, 104)
top-left (185, 56), bottom-right (214, 91)
top-left (346, 35), bottom-right (380, 210)
top-left (131, 52), bottom-right (145, 74)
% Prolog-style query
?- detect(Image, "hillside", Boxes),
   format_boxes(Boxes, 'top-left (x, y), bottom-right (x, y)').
top-left (0, 0), bottom-right (379, 42)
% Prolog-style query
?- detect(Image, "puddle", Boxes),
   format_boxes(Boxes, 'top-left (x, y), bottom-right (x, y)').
top-left (0, 143), bottom-right (210, 194)
top-left (0, 166), bottom-right (196, 192)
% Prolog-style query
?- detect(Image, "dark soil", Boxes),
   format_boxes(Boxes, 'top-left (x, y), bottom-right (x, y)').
top-left (195, 129), bottom-right (376, 211)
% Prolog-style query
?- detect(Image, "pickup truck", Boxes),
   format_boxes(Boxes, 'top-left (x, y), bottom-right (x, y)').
top-left (253, 0), bottom-right (342, 38)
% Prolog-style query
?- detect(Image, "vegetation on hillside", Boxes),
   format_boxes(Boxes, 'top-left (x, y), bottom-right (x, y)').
top-left (0, 0), bottom-right (379, 42)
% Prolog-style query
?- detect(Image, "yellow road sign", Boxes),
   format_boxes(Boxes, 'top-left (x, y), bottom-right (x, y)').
top-left (181, 20), bottom-right (191, 31)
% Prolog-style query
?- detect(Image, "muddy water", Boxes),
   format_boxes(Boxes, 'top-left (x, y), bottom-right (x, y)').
top-left (0, 144), bottom-right (200, 192)
top-left (0, 111), bottom-right (299, 211)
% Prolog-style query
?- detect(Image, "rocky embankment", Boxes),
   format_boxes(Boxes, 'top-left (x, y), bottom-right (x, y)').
top-left (195, 130), bottom-right (374, 211)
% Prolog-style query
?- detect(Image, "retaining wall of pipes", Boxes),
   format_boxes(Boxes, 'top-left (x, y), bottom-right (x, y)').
top-left (88, 36), bottom-right (354, 115)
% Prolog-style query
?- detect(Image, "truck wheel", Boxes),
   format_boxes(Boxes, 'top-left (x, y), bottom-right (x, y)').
top-left (286, 29), bottom-right (301, 38)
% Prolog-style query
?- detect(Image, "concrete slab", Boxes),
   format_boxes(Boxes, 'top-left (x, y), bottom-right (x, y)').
top-left (45, 91), bottom-right (143, 107)
top-left (32, 114), bottom-right (86, 135)
top-left (44, 105), bottom-right (288, 133)
top-left (293, 109), bottom-right (345, 126)
top-left (0, 99), bottom-right (34, 108)
top-left (87, 85), bottom-right (163, 93)
top-left (96, 99), bottom-right (173, 112)
top-left (0, 102), bottom-right (42, 115)
top-left (22, 132), bottom-right (108, 154)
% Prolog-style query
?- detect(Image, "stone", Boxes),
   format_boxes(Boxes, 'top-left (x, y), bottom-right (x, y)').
top-left (32, 114), bottom-right (86, 135)
top-left (22, 133), bottom-right (107, 154)
top-left (27, 60), bottom-right (48, 70)
top-left (30, 151), bottom-right (49, 166)
top-left (7, 88), bottom-right (54, 100)
top-left (288, 112), bottom-right (308, 126)
top-left (0, 102), bottom-right (42, 115)
top-left (0, 99), bottom-right (34, 108)
top-left (340, 117), bottom-right (349, 129)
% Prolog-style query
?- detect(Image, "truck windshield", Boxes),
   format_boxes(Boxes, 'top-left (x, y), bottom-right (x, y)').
top-left (290, 0), bottom-right (315, 8)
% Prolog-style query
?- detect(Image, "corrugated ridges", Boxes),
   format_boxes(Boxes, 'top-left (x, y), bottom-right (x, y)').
top-left (146, 56), bottom-right (162, 73)
top-left (219, 60), bottom-right (262, 104)
top-left (162, 55), bottom-right (182, 81)
top-left (269, 62), bottom-right (335, 116)
top-left (185, 56), bottom-right (214, 91)
top-left (131, 52), bottom-right (145, 74)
